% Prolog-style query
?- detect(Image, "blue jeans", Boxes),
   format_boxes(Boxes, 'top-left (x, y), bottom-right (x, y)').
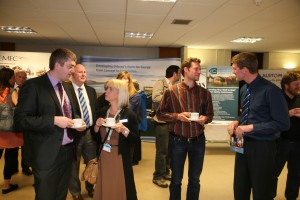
top-left (169, 133), bottom-right (206, 200)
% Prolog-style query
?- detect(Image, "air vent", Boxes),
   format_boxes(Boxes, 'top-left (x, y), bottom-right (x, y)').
top-left (171, 19), bottom-right (192, 25)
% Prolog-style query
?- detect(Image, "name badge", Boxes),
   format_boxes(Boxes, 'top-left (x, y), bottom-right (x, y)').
top-left (103, 143), bottom-right (111, 153)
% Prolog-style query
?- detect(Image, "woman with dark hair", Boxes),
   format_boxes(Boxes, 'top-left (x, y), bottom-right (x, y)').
top-left (0, 67), bottom-right (23, 194)
top-left (116, 71), bottom-right (141, 165)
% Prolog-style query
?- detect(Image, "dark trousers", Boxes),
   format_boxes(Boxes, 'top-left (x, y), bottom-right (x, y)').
top-left (272, 139), bottom-right (300, 200)
top-left (169, 134), bottom-right (206, 200)
top-left (0, 147), bottom-right (19, 179)
top-left (153, 123), bottom-right (170, 180)
top-left (33, 144), bottom-right (73, 200)
top-left (69, 130), bottom-right (96, 196)
top-left (21, 146), bottom-right (30, 170)
top-left (132, 131), bottom-right (142, 164)
top-left (234, 139), bottom-right (276, 200)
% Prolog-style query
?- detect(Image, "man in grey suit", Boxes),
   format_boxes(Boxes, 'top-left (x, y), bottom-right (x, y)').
top-left (14, 48), bottom-right (85, 200)
top-left (68, 64), bottom-right (99, 200)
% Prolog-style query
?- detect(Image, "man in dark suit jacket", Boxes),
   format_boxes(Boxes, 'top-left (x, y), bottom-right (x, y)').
top-left (14, 48), bottom-right (85, 200)
top-left (67, 63), bottom-right (99, 200)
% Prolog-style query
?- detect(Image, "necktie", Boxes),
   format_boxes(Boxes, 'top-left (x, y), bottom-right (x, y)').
top-left (240, 85), bottom-right (251, 125)
top-left (78, 87), bottom-right (90, 127)
top-left (57, 82), bottom-right (73, 139)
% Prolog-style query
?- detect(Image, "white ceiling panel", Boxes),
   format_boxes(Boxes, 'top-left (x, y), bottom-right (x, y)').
top-left (0, 0), bottom-right (299, 52)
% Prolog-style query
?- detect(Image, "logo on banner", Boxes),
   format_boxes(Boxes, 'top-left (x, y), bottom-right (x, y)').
top-left (0, 55), bottom-right (24, 61)
top-left (209, 68), bottom-right (218, 74)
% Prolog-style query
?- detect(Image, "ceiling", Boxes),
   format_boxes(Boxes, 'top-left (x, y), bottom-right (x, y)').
top-left (1, 0), bottom-right (300, 53)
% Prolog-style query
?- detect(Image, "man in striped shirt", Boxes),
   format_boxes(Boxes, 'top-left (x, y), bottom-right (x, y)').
top-left (156, 57), bottom-right (214, 200)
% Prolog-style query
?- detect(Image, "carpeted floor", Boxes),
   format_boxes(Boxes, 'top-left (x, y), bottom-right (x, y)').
top-left (0, 142), bottom-right (289, 200)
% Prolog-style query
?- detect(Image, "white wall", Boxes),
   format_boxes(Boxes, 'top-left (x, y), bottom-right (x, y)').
top-left (186, 48), bottom-right (232, 67)
top-left (15, 44), bottom-right (159, 59)
top-left (264, 52), bottom-right (300, 70)
top-left (14, 44), bottom-right (300, 70)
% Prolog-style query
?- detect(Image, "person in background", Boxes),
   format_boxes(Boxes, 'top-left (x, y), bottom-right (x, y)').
top-left (67, 64), bottom-right (99, 200)
top-left (156, 58), bottom-right (214, 200)
top-left (11, 69), bottom-right (32, 176)
top-left (93, 79), bottom-right (139, 200)
top-left (0, 67), bottom-right (23, 194)
top-left (227, 52), bottom-right (290, 200)
top-left (14, 48), bottom-right (84, 200)
top-left (152, 65), bottom-right (180, 188)
top-left (97, 81), bottom-right (109, 109)
top-left (116, 71), bottom-right (141, 165)
top-left (272, 72), bottom-right (300, 200)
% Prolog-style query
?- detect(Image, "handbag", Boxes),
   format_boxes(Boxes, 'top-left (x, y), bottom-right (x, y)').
top-left (81, 127), bottom-right (111, 184)
top-left (0, 89), bottom-right (14, 132)
top-left (81, 109), bottom-right (124, 184)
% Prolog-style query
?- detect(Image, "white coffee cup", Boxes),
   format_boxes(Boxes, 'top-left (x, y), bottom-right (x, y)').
top-left (190, 112), bottom-right (199, 120)
top-left (106, 118), bottom-right (116, 126)
top-left (73, 118), bottom-right (83, 127)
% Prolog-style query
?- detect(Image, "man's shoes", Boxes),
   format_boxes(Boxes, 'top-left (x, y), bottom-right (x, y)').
top-left (72, 194), bottom-right (84, 200)
top-left (22, 168), bottom-right (33, 176)
top-left (152, 179), bottom-right (168, 188)
top-left (164, 174), bottom-right (172, 181)
top-left (87, 189), bottom-right (94, 198)
top-left (2, 184), bottom-right (19, 194)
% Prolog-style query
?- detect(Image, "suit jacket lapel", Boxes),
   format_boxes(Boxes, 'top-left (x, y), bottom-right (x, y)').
top-left (42, 74), bottom-right (63, 115)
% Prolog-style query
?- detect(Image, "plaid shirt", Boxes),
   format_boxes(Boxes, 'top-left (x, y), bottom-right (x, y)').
top-left (156, 82), bottom-right (214, 138)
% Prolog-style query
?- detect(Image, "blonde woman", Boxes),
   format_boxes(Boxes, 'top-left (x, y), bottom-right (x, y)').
top-left (93, 79), bottom-right (138, 200)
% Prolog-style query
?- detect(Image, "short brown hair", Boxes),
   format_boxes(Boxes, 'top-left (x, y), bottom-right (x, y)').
top-left (181, 57), bottom-right (201, 76)
top-left (231, 52), bottom-right (258, 74)
top-left (280, 72), bottom-right (300, 89)
top-left (49, 48), bottom-right (77, 70)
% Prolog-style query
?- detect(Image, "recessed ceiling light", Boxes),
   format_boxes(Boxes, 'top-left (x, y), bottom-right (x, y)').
top-left (125, 32), bottom-right (154, 39)
top-left (231, 37), bottom-right (263, 43)
top-left (139, 0), bottom-right (176, 2)
top-left (0, 26), bottom-right (37, 34)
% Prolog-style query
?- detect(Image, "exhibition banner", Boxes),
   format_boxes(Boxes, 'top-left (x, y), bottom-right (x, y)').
top-left (80, 56), bottom-right (181, 94)
top-left (258, 69), bottom-right (288, 88)
top-left (207, 66), bottom-right (239, 121)
top-left (0, 51), bottom-right (50, 78)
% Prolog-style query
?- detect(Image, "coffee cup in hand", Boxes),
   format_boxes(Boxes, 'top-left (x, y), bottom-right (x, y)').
top-left (73, 118), bottom-right (83, 128)
top-left (190, 112), bottom-right (199, 120)
top-left (106, 118), bottom-right (116, 126)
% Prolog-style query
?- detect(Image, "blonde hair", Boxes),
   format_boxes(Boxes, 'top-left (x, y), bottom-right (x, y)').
top-left (116, 71), bottom-right (137, 96)
top-left (106, 79), bottom-right (129, 109)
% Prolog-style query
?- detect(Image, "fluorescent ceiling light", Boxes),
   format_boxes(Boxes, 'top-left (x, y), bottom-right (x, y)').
top-left (0, 26), bottom-right (37, 34)
top-left (139, 0), bottom-right (176, 2)
top-left (231, 37), bottom-right (263, 43)
top-left (125, 32), bottom-right (154, 39)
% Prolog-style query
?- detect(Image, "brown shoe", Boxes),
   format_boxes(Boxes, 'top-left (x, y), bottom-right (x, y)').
top-left (152, 179), bottom-right (168, 188)
top-left (72, 194), bottom-right (84, 200)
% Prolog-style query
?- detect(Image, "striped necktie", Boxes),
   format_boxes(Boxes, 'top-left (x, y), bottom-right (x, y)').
top-left (78, 87), bottom-right (90, 127)
top-left (240, 86), bottom-right (251, 125)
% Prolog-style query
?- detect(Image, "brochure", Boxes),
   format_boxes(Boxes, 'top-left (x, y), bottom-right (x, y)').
top-left (230, 135), bottom-right (244, 154)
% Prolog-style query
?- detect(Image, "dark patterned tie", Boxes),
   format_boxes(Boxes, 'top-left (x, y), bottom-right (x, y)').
top-left (57, 82), bottom-right (73, 139)
top-left (78, 87), bottom-right (90, 127)
top-left (240, 85), bottom-right (251, 125)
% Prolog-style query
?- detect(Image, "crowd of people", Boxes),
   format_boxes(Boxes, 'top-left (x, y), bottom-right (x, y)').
top-left (0, 49), bottom-right (299, 200)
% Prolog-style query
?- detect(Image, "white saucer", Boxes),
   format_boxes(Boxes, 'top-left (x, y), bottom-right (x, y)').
top-left (71, 124), bottom-right (86, 129)
top-left (102, 123), bottom-right (116, 127)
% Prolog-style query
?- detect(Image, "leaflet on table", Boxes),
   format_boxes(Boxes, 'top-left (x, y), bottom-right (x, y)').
top-left (230, 135), bottom-right (244, 154)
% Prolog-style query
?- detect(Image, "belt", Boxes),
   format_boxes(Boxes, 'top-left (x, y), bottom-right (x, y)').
top-left (170, 132), bottom-right (203, 143)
